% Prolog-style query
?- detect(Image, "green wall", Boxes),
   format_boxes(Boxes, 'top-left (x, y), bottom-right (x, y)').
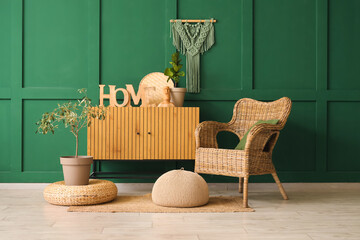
top-left (1, 0), bottom-right (360, 183)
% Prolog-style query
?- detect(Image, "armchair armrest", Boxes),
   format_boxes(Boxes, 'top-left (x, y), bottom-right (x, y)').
top-left (195, 121), bottom-right (231, 148)
top-left (244, 123), bottom-right (282, 153)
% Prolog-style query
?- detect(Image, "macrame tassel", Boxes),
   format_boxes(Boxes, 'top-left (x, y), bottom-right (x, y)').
top-left (205, 24), bottom-right (215, 52)
top-left (200, 23), bottom-right (215, 54)
top-left (170, 19), bottom-right (215, 93)
top-left (172, 24), bottom-right (181, 52)
top-left (186, 53), bottom-right (200, 93)
top-left (172, 23), bottom-right (187, 55)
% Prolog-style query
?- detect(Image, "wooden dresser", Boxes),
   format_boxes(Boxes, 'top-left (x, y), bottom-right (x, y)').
top-left (87, 107), bottom-right (200, 160)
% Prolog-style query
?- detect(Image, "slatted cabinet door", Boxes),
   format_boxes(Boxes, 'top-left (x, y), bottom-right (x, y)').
top-left (87, 107), bottom-right (200, 160)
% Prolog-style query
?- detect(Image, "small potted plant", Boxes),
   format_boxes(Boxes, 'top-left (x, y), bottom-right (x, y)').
top-left (36, 89), bottom-right (106, 186)
top-left (164, 51), bottom-right (186, 107)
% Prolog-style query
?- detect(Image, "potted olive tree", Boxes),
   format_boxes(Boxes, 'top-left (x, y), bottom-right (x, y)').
top-left (36, 89), bottom-right (106, 186)
top-left (164, 51), bottom-right (186, 107)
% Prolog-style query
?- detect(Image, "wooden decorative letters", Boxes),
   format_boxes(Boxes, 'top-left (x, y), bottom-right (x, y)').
top-left (125, 84), bottom-right (143, 106)
top-left (99, 84), bottom-right (143, 107)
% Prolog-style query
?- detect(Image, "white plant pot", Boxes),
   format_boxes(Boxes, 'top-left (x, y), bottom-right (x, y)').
top-left (170, 88), bottom-right (187, 107)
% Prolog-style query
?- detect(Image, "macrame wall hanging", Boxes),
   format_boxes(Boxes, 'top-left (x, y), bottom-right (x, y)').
top-left (170, 19), bottom-right (216, 93)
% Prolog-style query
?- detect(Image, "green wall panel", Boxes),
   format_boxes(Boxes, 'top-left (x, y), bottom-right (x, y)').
top-left (0, 100), bottom-right (11, 171)
top-left (2, 0), bottom-right (360, 182)
top-left (178, 0), bottom-right (243, 90)
top-left (327, 102), bottom-right (360, 171)
top-left (328, 0), bottom-right (360, 90)
top-left (274, 102), bottom-right (316, 171)
top-left (101, 161), bottom-right (165, 172)
top-left (23, 0), bottom-right (89, 88)
top-left (23, 100), bottom-right (86, 172)
top-left (100, 0), bottom-right (167, 86)
top-left (253, 0), bottom-right (316, 90)
top-left (0, 0), bottom-right (11, 88)
top-left (186, 100), bottom-right (235, 124)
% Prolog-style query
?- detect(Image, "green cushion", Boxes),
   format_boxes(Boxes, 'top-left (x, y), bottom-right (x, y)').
top-left (235, 119), bottom-right (279, 150)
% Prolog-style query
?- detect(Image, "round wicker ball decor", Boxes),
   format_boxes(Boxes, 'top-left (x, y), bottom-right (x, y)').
top-left (139, 72), bottom-right (174, 106)
top-left (43, 179), bottom-right (118, 206)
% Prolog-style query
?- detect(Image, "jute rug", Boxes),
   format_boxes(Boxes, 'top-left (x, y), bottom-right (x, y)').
top-left (68, 194), bottom-right (254, 213)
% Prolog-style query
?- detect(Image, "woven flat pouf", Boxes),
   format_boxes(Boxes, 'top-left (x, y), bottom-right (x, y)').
top-left (152, 169), bottom-right (209, 208)
top-left (44, 179), bottom-right (118, 206)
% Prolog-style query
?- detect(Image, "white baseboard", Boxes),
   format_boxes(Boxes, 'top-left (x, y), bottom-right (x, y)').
top-left (0, 182), bottom-right (238, 190)
top-left (2, 182), bottom-right (357, 191)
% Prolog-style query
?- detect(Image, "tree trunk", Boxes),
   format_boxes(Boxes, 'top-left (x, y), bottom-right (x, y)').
top-left (75, 134), bottom-right (78, 158)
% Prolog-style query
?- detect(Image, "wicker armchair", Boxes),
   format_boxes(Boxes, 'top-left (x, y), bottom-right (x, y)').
top-left (195, 97), bottom-right (292, 208)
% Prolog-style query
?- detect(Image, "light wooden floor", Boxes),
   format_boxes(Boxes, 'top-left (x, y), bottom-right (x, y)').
top-left (0, 183), bottom-right (360, 240)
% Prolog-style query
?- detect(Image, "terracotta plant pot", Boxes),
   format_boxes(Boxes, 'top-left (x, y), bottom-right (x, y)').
top-left (170, 88), bottom-right (187, 107)
top-left (60, 156), bottom-right (93, 186)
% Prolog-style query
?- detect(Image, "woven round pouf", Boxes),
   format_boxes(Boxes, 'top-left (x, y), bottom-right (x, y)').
top-left (152, 169), bottom-right (209, 208)
top-left (43, 179), bottom-right (118, 206)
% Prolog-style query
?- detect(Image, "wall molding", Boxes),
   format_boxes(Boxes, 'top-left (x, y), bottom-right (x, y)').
top-left (1, 0), bottom-right (360, 182)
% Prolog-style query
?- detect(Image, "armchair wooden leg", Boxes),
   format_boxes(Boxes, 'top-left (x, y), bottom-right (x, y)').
top-left (239, 177), bottom-right (243, 193)
top-left (242, 176), bottom-right (249, 208)
top-left (271, 172), bottom-right (288, 200)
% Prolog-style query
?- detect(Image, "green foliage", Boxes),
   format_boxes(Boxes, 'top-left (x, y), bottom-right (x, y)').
top-left (164, 51), bottom-right (185, 87)
top-left (35, 88), bottom-right (106, 157)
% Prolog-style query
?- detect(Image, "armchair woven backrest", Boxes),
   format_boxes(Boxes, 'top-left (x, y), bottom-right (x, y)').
top-left (229, 97), bottom-right (292, 138)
